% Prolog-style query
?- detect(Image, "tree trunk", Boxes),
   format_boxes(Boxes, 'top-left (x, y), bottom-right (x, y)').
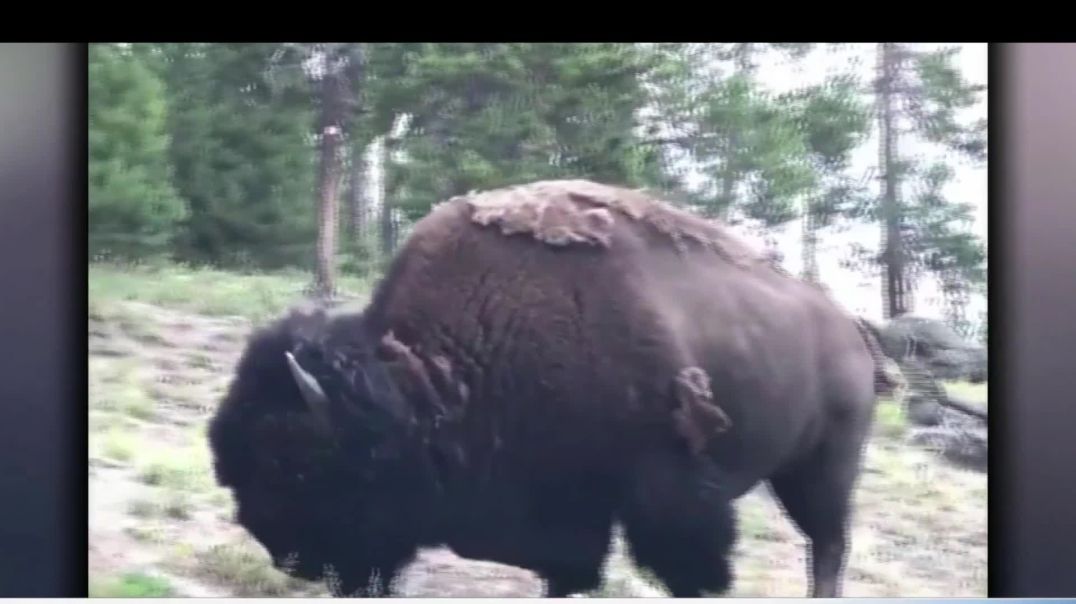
top-left (878, 43), bottom-right (907, 319)
top-left (314, 125), bottom-right (343, 298)
top-left (313, 66), bottom-right (345, 299)
top-left (380, 197), bottom-right (396, 257)
top-left (735, 43), bottom-right (756, 77)
top-left (380, 138), bottom-right (398, 257)
top-left (347, 144), bottom-right (367, 239)
top-left (718, 167), bottom-right (736, 221)
top-left (343, 43), bottom-right (367, 243)
top-left (801, 196), bottom-right (819, 283)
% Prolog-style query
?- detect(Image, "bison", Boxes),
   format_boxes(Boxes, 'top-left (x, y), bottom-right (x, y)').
top-left (208, 179), bottom-right (895, 597)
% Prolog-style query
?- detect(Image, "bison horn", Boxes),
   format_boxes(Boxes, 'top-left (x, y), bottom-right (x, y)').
top-left (285, 351), bottom-right (332, 428)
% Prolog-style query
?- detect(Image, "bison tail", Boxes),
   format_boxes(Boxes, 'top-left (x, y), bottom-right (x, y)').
top-left (854, 317), bottom-right (905, 397)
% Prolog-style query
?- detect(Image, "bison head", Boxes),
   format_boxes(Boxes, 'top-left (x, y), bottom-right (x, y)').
top-left (207, 304), bottom-right (437, 595)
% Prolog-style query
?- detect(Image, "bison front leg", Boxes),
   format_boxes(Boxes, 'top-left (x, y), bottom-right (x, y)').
top-left (544, 569), bottom-right (603, 598)
top-left (535, 519), bottom-right (616, 596)
top-left (619, 452), bottom-right (738, 597)
top-left (337, 570), bottom-right (392, 598)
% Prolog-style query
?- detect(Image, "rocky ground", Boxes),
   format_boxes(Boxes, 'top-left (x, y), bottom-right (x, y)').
top-left (88, 292), bottom-right (987, 597)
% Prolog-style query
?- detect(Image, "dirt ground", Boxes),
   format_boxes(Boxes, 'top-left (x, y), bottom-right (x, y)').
top-left (88, 300), bottom-right (987, 597)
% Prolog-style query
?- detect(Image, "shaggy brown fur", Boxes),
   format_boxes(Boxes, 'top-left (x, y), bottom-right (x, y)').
top-left (210, 179), bottom-right (888, 598)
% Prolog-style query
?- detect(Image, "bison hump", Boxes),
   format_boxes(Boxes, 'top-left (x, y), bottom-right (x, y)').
top-left (455, 179), bottom-right (764, 267)
top-left (466, 183), bottom-right (616, 247)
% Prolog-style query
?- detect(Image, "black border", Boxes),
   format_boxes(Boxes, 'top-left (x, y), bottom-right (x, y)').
top-left (991, 42), bottom-right (1076, 597)
top-left (987, 41), bottom-right (1007, 597)
top-left (7, 41), bottom-right (1076, 597)
top-left (0, 42), bottom-right (88, 596)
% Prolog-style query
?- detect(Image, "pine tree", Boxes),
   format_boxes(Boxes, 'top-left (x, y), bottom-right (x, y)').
top-left (781, 74), bottom-right (872, 282)
top-left (158, 43), bottom-right (317, 270)
top-left (88, 43), bottom-right (185, 260)
top-left (363, 43), bottom-right (673, 224)
top-left (872, 43), bottom-right (986, 318)
top-left (903, 162), bottom-right (985, 337)
top-left (643, 44), bottom-right (817, 229)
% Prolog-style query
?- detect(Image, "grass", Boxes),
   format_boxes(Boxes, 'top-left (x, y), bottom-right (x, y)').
top-left (99, 428), bottom-right (138, 463)
top-left (126, 487), bottom-right (195, 521)
top-left (94, 409), bottom-right (140, 428)
top-left (188, 351), bottom-right (218, 370)
top-left (208, 488), bottom-right (233, 508)
top-left (129, 499), bottom-right (159, 519)
top-left (89, 357), bottom-right (151, 418)
top-left (865, 443), bottom-right (956, 505)
top-left (943, 380), bottom-right (987, 405)
top-left (134, 435), bottom-right (214, 492)
top-left (117, 312), bottom-right (169, 345)
top-left (737, 497), bottom-right (783, 542)
top-left (90, 261), bottom-right (375, 324)
top-left (95, 380), bottom-right (155, 421)
top-left (125, 525), bottom-right (167, 544)
top-left (872, 376), bottom-right (987, 441)
top-left (163, 491), bottom-right (194, 520)
top-left (138, 462), bottom-right (182, 488)
top-left (89, 571), bottom-right (176, 598)
top-left (874, 399), bottom-right (906, 439)
top-left (191, 541), bottom-right (308, 596)
top-left (138, 455), bottom-right (209, 491)
top-left (89, 357), bottom-right (141, 385)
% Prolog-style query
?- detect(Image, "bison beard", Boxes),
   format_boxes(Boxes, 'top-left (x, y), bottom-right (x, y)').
top-left (208, 180), bottom-right (884, 597)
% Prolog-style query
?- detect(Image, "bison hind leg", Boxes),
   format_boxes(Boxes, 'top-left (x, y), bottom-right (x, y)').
top-left (618, 454), bottom-right (738, 597)
top-left (767, 396), bottom-right (873, 598)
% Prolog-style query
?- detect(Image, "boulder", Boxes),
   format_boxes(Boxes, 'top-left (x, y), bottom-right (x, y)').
top-left (875, 315), bottom-right (987, 383)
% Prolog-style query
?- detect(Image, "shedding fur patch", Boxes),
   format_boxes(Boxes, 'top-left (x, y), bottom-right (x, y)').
top-left (375, 332), bottom-right (472, 425)
top-left (467, 185), bottom-right (617, 247)
top-left (375, 331), bottom-right (450, 421)
top-left (458, 179), bottom-right (765, 266)
top-left (671, 366), bottom-right (732, 455)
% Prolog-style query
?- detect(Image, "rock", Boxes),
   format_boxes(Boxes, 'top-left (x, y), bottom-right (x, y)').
top-left (909, 422), bottom-right (987, 472)
top-left (906, 394), bottom-right (943, 427)
top-left (875, 316), bottom-right (987, 383)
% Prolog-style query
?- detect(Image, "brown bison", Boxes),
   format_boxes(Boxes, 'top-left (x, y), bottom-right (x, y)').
top-left (208, 180), bottom-right (894, 597)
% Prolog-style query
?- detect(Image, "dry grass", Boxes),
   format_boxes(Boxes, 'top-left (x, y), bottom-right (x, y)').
top-left (944, 380), bottom-right (988, 405)
top-left (873, 399), bottom-right (907, 439)
top-left (184, 541), bottom-right (312, 597)
top-left (89, 571), bottom-right (176, 598)
top-left (135, 442), bottom-right (213, 492)
top-left (98, 429), bottom-right (138, 464)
